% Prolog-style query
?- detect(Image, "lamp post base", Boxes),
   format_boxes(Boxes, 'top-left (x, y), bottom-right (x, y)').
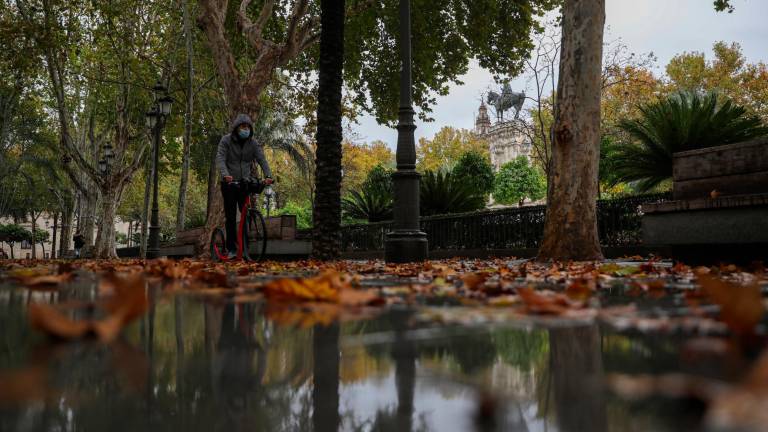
top-left (147, 226), bottom-right (161, 259)
top-left (385, 230), bottom-right (428, 263)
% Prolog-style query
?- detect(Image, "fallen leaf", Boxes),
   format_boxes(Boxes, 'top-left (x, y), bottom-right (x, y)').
top-left (264, 271), bottom-right (346, 302)
top-left (29, 273), bottom-right (148, 342)
top-left (461, 272), bottom-right (489, 290)
top-left (18, 272), bottom-right (74, 289)
top-left (565, 278), bottom-right (596, 300)
top-left (28, 303), bottom-right (91, 339)
top-left (517, 287), bottom-right (579, 315)
top-left (697, 273), bottom-right (765, 335)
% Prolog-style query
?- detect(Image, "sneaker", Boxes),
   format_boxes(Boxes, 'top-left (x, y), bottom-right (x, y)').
top-left (226, 251), bottom-right (237, 260)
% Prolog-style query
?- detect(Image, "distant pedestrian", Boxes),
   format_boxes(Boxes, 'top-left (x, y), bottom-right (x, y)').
top-left (73, 232), bottom-right (85, 258)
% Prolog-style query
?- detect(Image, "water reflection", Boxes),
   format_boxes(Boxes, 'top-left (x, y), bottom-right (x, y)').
top-left (550, 326), bottom-right (606, 432)
top-left (0, 280), bottom-right (721, 432)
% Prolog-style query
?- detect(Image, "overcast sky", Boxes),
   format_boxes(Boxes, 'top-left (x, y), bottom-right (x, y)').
top-left (348, 0), bottom-right (768, 148)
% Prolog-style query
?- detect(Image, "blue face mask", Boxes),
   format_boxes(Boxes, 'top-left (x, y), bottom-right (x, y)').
top-left (237, 128), bottom-right (250, 139)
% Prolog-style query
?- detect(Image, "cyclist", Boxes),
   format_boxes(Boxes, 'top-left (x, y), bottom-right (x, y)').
top-left (216, 113), bottom-right (273, 260)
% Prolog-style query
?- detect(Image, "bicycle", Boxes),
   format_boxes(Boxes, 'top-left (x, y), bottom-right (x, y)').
top-left (210, 177), bottom-right (270, 262)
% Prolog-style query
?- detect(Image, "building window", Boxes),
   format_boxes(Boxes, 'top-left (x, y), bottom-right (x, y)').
top-left (21, 239), bottom-right (31, 249)
top-left (44, 253), bottom-right (49, 259)
top-left (26, 253), bottom-right (30, 259)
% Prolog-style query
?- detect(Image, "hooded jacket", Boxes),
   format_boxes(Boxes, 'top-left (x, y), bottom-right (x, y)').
top-left (215, 113), bottom-right (272, 181)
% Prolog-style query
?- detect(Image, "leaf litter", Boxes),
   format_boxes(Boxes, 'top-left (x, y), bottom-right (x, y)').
top-left (3, 256), bottom-right (768, 427)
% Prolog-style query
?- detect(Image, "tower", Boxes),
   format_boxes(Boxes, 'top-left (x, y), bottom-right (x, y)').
top-left (475, 101), bottom-right (491, 135)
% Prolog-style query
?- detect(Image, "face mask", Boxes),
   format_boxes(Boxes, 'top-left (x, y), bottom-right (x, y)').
top-left (237, 129), bottom-right (250, 139)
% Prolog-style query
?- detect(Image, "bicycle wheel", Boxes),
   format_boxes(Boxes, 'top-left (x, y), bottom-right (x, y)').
top-left (244, 210), bottom-right (268, 261)
top-left (210, 227), bottom-right (228, 261)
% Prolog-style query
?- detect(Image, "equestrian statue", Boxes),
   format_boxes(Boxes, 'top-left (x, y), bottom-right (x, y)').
top-left (487, 83), bottom-right (525, 121)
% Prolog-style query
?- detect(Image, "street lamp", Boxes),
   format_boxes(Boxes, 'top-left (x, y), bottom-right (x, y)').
top-left (384, 0), bottom-right (428, 263)
top-left (146, 80), bottom-right (172, 259)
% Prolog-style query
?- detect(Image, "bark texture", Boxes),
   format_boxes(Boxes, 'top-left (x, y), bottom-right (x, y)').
top-left (176, 0), bottom-right (195, 234)
top-left (537, 0), bottom-right (605, 261)
top-left (311, 0), bottom-right (345, 260)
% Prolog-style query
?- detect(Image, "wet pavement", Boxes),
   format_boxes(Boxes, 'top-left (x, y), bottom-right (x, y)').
top-left (0, 269), bottom-right (759, 432)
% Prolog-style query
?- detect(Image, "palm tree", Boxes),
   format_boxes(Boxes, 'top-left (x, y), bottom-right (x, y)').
top-left (611, 91), bottom-right (768, 191)
top-left (420, 169), bottom-right (486, 216)
top-left (253, 106), bottom-right (310, 173)
top-left (312, 0), bottom-right (345, 259)
top-left (341, 185), bottom-right (393, 222)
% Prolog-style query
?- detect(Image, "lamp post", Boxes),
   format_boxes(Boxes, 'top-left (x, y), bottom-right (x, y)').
top-left (384, 0), bottom-right (428, 263)
top-left (145, 81), bottom-right (173, 259)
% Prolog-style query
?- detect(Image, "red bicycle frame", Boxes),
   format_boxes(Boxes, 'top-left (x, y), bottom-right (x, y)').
top-left (234, 195), bottom-right (252, 260)
top-left (212, 195), bottom-right (251, 261)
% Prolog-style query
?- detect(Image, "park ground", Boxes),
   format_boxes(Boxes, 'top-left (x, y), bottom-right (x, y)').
top-left (1, 257), bottom-right (768, 431)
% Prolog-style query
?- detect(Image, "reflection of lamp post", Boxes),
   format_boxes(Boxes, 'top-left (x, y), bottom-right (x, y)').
top-left (264, 185), bottom-right (274, 218)
top-left (145, 81), bottom-right (173, 259)
top-left (385, 0), bottom-right (428, 263)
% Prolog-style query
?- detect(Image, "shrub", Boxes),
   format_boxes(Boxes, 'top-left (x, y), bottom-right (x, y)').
top-left (452, 151), bottom-right (495, 197)
top-left (274, 201), bottom-right (313, 229)
top-left (493, 156), bottom-right (546, 206)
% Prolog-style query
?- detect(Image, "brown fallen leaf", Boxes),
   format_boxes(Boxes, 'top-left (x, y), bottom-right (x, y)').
top-left (17, 272), bottom-right (74, 289)
top-left (28, 273), bottom-right (148, 342)
top-left (266, 303), bottom-right (340, 328)
top-left (461, 272), bottom-right (489, 291)
top-left (517, 287), bottom-right (579, 315)
top-left (565, 278), bottom-right (596, 300)
top-left (264, 271), bottom-right (346, 302)
top-left (28, 303), bottom-right (92, 339)
top-left (697, 272), bottom-right (765, 335)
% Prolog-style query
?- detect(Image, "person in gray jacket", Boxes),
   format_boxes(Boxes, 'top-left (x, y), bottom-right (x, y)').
top-left (216, 113), bottom-right (273, 259)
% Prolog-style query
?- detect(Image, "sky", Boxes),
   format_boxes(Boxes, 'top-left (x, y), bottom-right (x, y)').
top-left (348, 0), bottom-right (768, 149)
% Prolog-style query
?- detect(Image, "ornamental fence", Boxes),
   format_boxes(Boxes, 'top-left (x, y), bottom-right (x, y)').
top-left (338, 193), bottom-right (671, 252)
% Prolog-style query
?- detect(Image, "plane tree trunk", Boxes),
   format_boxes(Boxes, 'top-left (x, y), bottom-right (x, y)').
top-left (537, 0), bottom-right (605, 261)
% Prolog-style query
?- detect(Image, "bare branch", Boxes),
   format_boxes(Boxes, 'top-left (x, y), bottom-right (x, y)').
top-left (239, 0), bottom-right (276, 50)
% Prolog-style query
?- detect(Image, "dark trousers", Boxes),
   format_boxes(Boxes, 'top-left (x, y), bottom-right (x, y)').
top-left (221, 183), bottom-right (248, 253)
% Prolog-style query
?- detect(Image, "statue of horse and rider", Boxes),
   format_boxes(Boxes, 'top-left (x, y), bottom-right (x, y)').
top-left (487, 83), bottom-right (525, 121)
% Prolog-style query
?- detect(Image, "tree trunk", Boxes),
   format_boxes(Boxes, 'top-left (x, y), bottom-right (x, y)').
top-left (60, 204), bottom-right (73, 257)
top-left (537, 0), bottom-right (605, 261)
top-left (311, 0), bottom-right (345, 260)
top-left (128, 220), bottom-right (133, 248)
top-left (51, 212), bottom-right (58, 259)
top-left (141, 161), bottom-right (152, 258)
top-left (176, 0), bottom-right (195, 235)
top-left (549, 325), bottom-right (607, 432)
top-left (312, 322), bottom-right (340, 432)
top-left (30, 214), bottom-right (37, 259)
top-left (94, 184), bottom-right (125, 259)
top-left (199, 138), bottom-right (224, 258)
top-left (82, 192), bottom-right (97, 248)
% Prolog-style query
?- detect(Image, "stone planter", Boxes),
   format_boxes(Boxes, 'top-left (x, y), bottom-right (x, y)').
top-left (642, 138), bottom-right (768, 262)
top-left (672, 138), bottom-right (768, 200)
top-left (265, 215), bottom-right (297, 240)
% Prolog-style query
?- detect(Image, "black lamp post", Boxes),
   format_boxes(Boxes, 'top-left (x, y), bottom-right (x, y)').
top-left (385, 0), bottom-right (428, 263)
top-left (145, 81), bottom-right (173, 259)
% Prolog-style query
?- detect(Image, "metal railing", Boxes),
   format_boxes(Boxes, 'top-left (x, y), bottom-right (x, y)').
top-left (339, 193), bottom-right (671, 252)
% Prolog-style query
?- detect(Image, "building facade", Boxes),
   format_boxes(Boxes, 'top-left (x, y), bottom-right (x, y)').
top-left (474, 102), bottom-right (532, 171)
